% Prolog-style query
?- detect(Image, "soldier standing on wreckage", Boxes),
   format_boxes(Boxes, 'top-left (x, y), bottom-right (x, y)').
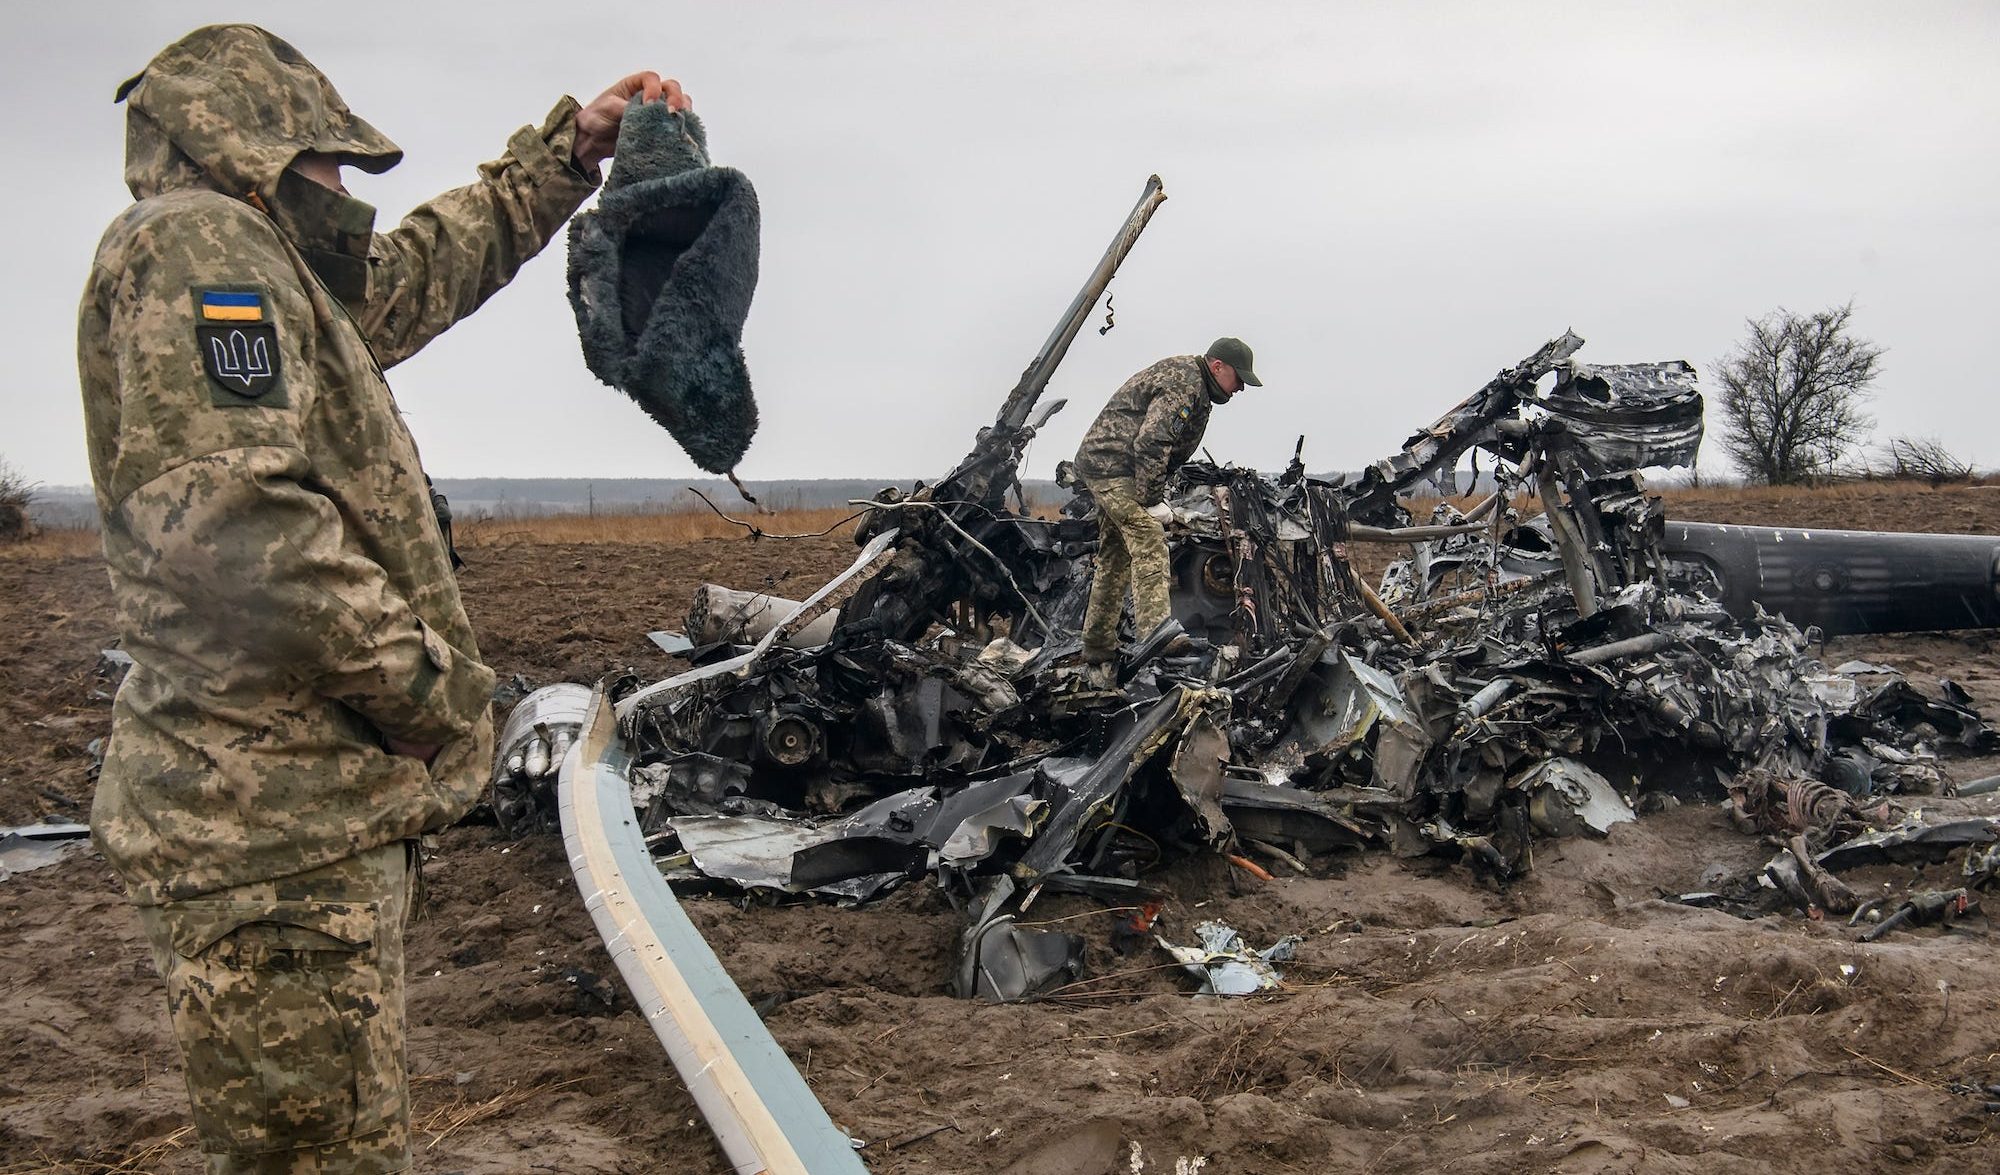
top-left (77, 25), bottom-right (686, 1173)
top-left (1072, 339), bottom-right (1262, 684)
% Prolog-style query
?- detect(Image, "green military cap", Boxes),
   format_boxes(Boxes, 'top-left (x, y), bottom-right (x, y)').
top-left (1205, 337), bottom-right (1262, 386)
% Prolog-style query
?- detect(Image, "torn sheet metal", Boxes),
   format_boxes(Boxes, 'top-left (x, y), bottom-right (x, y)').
top-left (936, 780), bottom-right (1047, 867)
top-left (664, 772), bottom-right (1050, 899)
top-left (960, 915), bottom-right (1083, 1003)
top-left (647, 630), bottom-right (696, 657)
top-left (954, 875), bottom-right (1084, 1002)
top-left (1516, 759), bottom-right (1635, 837)
top-left (1540, 360), bottom-right (1703, 474)
top-left (668, 815), bottom-right (826, 892)
top-left (1157, 921), bottom-right (1301, 996)
top-left (1218, 777), bottom-right (1383, 854)
top-left (1013, 687), bottom-right (1204, 884)
top-left (0, 822), bottom-right (90, 880)
top-left (1167, 709), bottom-right (1232, 847)
top-left (686, 584), bottom-right (841, 649)
top-left (614, 525), bottom-right (902, 720)
top-left (1815, 815), bottom-right (2000, 872)
top-left (1283, 651), bottom-right (1431, 797)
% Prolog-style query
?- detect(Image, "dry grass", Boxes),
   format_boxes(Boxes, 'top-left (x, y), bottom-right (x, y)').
top-left (1658, 477), bottom-right (1994, 510)
top-left (0, 504), bottom-right (869, 564)
top-left (0, 528), bottom-right (99, 561)
top-left (456, 505), bottom-right (864, 548)
top-left (1173, 1002), bottom-right (1338, 1100)
top-left (416, 1077), bottom-right (585, 1149)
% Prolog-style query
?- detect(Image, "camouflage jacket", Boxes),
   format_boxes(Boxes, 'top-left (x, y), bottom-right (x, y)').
top-left (1073, 355), bottom-right (1224, 506)
top-left (78, 26), bottom-right (600, 904)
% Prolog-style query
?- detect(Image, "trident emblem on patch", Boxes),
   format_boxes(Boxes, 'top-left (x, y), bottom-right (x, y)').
top-left (207, 329), bottom-right (274, 388)
top-left (196, 319), bottom-right (282, 403)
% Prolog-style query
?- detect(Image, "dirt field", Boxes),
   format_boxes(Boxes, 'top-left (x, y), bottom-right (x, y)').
top-left (5, 482), bottom-right (1999, 1174)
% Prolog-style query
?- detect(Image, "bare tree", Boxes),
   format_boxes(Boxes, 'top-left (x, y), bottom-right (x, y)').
top-left (1713, 303), bottom-right (1881, 485)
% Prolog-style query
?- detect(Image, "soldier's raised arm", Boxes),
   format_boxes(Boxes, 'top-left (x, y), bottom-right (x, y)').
top-left (353, 72), bottom-right (689, 367)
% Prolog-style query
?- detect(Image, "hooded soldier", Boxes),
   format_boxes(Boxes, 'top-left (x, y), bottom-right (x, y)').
top-left (77, 25), bottom-right (685, 1171)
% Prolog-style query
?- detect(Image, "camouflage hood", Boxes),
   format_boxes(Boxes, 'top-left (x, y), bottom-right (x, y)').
top-left (117, 24), bottom-right (401, 203)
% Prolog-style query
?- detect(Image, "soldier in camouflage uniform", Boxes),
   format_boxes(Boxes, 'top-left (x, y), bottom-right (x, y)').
top-left (1072, 339), bottom-right (1262, 676)
top-left (77, 25), bottom-right (686, 1172)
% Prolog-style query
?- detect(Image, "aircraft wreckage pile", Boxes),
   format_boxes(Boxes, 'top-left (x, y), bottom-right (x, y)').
top-left (497, 323), bottom-right (1999, 1003)
top-left (486, 184), bottom-right (2000, 1022)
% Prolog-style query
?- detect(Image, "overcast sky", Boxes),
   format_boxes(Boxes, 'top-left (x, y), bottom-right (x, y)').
top-left (7, 2), bottom-right (1997, 489)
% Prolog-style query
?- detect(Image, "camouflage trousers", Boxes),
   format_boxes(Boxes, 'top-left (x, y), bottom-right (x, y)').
top-left (137, 841), bottom-right (414, 1174)
top-left (1081, 475), bottom-right (1172, 662)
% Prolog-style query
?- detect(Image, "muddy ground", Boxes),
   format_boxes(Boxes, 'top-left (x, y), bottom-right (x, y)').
top-left (4, 484), bottom-right (1999, 1173)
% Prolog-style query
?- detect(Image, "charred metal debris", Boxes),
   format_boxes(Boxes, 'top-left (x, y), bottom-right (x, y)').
top-left (502, 184), bottom-right (2000, 1000)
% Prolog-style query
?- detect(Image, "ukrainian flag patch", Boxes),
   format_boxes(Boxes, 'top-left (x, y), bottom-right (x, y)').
top-left (191, 285), bottom-right (284, 405)
top-left (199, 290), bottom-right (266, 322)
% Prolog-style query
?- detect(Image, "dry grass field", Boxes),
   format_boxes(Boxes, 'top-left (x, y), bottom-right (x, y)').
top-left (456, 503), bottom-right (868, 548)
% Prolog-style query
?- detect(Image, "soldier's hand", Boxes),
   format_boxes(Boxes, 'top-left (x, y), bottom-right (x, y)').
top-left (575, 72), bottom-right (692, 170)
top-left (1145, 503), bottom-right (1173, 525)
top-left (386, 736), bottom-right (442, 766)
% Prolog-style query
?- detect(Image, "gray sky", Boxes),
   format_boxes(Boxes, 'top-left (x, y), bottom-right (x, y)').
top-left (8, 2), bottom-right (1998, 488)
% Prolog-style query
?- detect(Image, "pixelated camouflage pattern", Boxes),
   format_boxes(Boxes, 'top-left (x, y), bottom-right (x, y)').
top-left (138, 841), bottom-right (411, 1170)
top-left (1072, 354), bottom-right (1217, 507)
top-left (80, 28), bottom-right (600, 906)
top-left (1080, 476), bottom-right (1173, 662)
top-left (120, 26), bottom-right (402, 206)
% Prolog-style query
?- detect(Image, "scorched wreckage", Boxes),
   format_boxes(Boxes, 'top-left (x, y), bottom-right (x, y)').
top-left (493, 178), bottom-right (1999, 1170)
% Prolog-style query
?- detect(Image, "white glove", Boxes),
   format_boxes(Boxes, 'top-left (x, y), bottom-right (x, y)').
top-left (1145, 503), bottom-right (1173, 525)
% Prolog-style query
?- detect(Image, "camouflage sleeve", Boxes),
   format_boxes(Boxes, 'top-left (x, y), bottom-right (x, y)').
top-left (1131, 379), bottom-right (1201, 505)
top-left (103, 201), bottom-right (491, 748)
top-left (354, 98), bottom-right (601, 368)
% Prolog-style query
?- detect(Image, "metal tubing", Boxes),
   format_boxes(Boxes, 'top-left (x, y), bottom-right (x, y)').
top-left (1355, 577), bottom-right (1417, 646)
top-left (1461, 489), bottom-right (1504, 524)
top-left (562, 689), bottom-right (870, 1175)
top-left (1458, 677), bottom-right (1515, 722)
top-left (1568, 631), bottom-right (1675, 666)
top-left (1957, 774), bottom-right (2000, 797)
top-left (1536, 469), bottom-right (1600, 618)
top-left (996, 176), bottom-right (1168, 432)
